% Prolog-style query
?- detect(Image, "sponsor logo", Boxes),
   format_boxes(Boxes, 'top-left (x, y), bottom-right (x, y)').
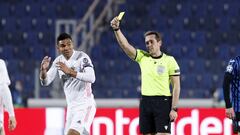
top-left (91, 109), bottom-right (233, 135)
top-left (164, 125), bottom-right (168, 130)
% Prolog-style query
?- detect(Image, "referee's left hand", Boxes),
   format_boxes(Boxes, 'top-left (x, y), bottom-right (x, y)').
top-left (169, 110), bottom-right (178, 122)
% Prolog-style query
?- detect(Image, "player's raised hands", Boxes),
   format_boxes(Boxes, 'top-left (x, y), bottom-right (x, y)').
top-left (41, 56), bottom-right (51, 71)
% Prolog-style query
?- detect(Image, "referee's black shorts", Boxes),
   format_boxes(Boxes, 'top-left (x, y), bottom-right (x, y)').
top-left (139, 96), bottom-right (172, 134)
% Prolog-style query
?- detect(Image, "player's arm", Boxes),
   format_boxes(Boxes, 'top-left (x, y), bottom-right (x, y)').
top-left (223, 72), bottom-right (235, 119)
top-left (0, 60), bottom-right (11, 85)
top-left (75, 67), bottom-right (95, 83)
top-left (40, 56), bottom-right (51, 80)
top-left (110, 16), bottom-right (136, 60)
top-left (0, 62), bottom-right (15, 118)
top-left (223, 72), bottom-right (233, 109)
top-left (56, 57), bottom-right (95, 83)
top-left (0, 84), bottom-right (15, 117)
top-left (40, 56), bottom-right (57, 86)
top-left (0, 84), bottom-right (16, 131)
top-left (0, 61), bottom-right (16, 131)
top-left (223, 59), bottom-right (235, 119)
top-left (58, 65), bottom-right (95, 83)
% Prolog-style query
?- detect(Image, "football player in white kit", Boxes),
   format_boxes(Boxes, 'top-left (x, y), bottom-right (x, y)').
top-left (0, 59), bottom-right (17, 135)
top-left (40, 33), bottom-right (96, 135)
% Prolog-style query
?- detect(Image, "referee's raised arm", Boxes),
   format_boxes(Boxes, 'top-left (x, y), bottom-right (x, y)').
top-left (110, 16), bottom-right (136, 60)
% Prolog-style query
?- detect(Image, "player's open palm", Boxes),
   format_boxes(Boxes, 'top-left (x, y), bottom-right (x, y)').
top-left (41, 56), bottom-right (51, 71)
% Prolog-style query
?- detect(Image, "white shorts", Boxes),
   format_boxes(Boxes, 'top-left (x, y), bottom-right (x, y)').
top-left (64, 103), bottom-right (96, 135)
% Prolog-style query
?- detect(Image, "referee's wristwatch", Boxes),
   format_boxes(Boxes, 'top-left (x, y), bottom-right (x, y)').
top-left (172, 107), bottom-right (178, 112)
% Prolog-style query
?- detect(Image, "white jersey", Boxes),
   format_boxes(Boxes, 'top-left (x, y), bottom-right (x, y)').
top-left (41, 50), bottom-right (96, 109)
top-left (0, 59), bottom-right (15, 127)
top-left (0, 59), bottom-right (10, 86)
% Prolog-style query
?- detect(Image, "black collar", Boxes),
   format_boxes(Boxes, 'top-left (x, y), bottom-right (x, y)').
top-left (151, 52), bottom-right (163, 59)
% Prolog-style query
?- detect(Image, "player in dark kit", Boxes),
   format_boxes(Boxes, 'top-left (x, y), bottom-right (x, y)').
top-left (223, 56), bottom-right (240, 134)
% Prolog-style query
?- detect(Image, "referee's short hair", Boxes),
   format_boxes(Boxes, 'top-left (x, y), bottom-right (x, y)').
top-left (144, 31), bottom-right (162, 41)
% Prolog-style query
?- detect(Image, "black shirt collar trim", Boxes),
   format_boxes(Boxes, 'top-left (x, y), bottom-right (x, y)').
top-left (151, 52), bottom-right (163, 59)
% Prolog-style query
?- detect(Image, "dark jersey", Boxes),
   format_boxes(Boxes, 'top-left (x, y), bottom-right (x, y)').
top-left (224, 56), bottom-right (240, 112)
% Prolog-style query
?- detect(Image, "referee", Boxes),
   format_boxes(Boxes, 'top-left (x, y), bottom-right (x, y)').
top-left (110, 16), bottom-right (180, 135)
top-left (223, 56), bottom-right (240, 134)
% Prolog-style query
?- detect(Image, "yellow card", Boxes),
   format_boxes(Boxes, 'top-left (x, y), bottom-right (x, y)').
top-left (117, 12), bottom-right (125, 21)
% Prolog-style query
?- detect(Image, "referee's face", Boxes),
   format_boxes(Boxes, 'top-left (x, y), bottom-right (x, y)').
top-left (145, 34), bottom-right (161, 55)
top-left (57, 38), bottom-right (74, 60)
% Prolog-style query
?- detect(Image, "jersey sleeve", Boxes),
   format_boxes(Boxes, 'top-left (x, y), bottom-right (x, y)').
top-left (225, 59), bottom-right (235, 75)
top-left (80, 53), bottom-right (93, 69)
top-left (168, 56), bottom-right (180, 76)
top-left (134, 49), bottom-right (147, 63)
top-left (0, 84), bottom-right (15, 117)
top-left (0, 60), bottom-right (11, 85)
top-left (223, 58), bottom-right (236, 108)
top-left (76, 53), bottom-right (95, 83)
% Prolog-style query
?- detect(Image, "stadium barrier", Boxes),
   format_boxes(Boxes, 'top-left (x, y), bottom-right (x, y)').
top-left (28, 98), bottom-right (224, 108)
top-left (4, 107), bottom-right (233, 135)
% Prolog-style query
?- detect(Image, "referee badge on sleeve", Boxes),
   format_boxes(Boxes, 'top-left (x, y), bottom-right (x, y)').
top-left (174, 69), bottom-right (180, 73)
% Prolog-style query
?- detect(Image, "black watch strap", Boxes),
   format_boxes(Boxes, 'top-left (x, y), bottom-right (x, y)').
top-left (172, 107), bottom-right (178, 112)
top-left (113, 28), bottom-right (120, 31)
